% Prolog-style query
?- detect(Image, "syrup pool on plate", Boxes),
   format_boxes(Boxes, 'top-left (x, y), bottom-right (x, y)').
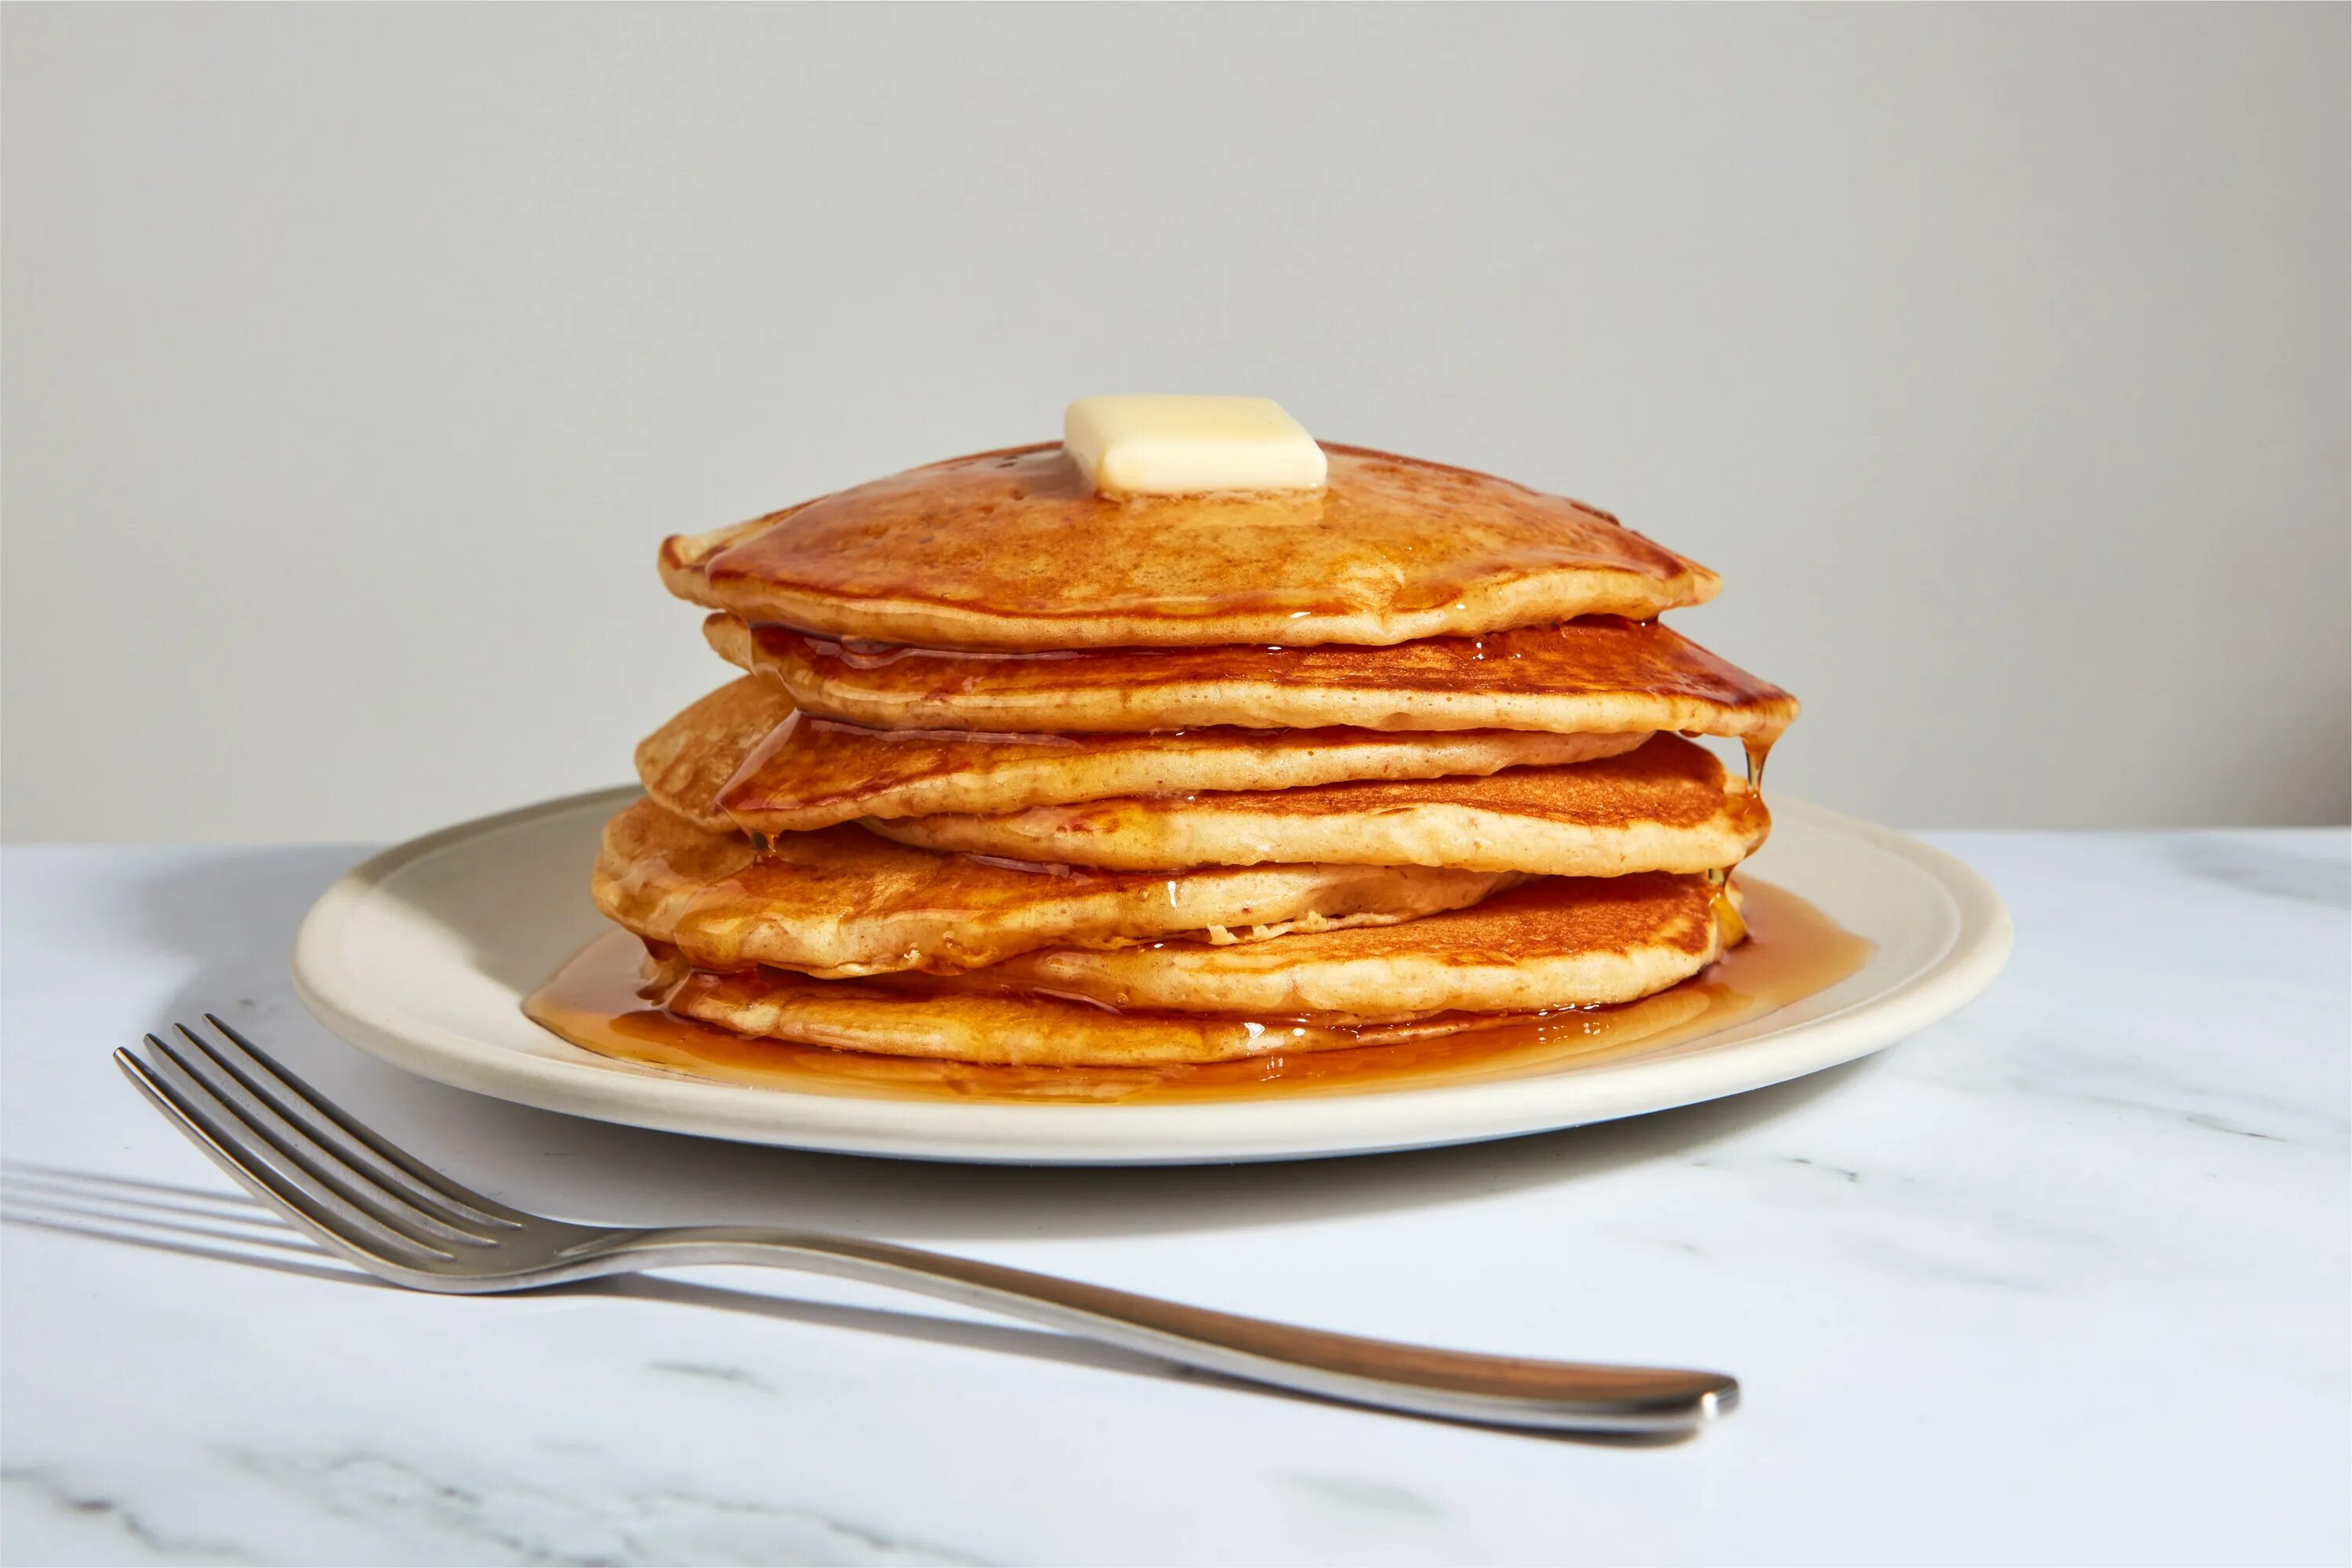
top-left (524, 879), bottom-right (1871, 1105)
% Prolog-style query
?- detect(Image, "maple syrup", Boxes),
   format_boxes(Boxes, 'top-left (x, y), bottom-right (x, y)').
top-left (684, 443), bottom-right (1712, 651)
top-left (746, 615), bottom-right (1795, 713)
top-left (523, 878), bottom-right (1869, 1105)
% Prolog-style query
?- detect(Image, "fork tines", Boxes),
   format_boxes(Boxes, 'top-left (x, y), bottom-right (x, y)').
top-left (115, 1016), bottom-right (524, 1269)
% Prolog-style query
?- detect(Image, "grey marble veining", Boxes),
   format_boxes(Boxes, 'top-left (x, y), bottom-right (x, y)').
top-left (2, 831), bottom-right (2345, 1566)
top-left (2169, 830), bottom-right (2351, 909)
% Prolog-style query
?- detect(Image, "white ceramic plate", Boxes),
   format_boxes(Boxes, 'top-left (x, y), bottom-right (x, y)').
top-left (292, 787), bottom-right (2009, 1164)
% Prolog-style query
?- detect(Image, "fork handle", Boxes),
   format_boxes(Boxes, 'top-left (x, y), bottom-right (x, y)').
top-left (597, 1226), bottom-right (1735, 1433)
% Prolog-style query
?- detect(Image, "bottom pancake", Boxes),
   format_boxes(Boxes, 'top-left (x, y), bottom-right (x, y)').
top-left (656, 874), bottom-right (1744, 1064)
top-left (663, 964), bottom-right (1453, 1066)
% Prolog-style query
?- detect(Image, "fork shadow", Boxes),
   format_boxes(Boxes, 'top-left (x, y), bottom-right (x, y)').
top-left (0, 1163), bottom-right (1163, 1375)
top-left (0, 1165), bottom-right (1693, 1447)
top-left (129, 844), bottom-right (1882, 1243)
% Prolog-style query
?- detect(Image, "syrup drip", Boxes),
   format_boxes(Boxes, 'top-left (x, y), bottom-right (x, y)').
top-left (713, 704), bottom-right (806, 839)
top-left (522, 878), bottom-right (1867, 1105)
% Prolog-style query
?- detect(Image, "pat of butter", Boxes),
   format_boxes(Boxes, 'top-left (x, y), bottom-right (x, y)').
top-left (1064, 396), bottom-right (1327, 495)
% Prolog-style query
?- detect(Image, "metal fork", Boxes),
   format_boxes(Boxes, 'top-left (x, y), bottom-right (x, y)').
top-left (117, 1016), bottom-right (1737, 1433)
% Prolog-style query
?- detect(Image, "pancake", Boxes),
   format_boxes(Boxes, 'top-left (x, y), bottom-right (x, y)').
top-left (935, 873), bottom-right (1740, 1022)
top-left (637, 676), bottom-right (1650, 834)
top-left (705, 614), bottom-right (1798, 739)
top-left (655, 875), bottom-right (1742, 1063)
top-left (661, 443), bottom-right (1719, 651)
top-left (659, 964), bottom-right (1508, 1067)
top-left (592, 797), bottom-right (1519, 978)
top-left (867, 734), bottom-right (1769, 876)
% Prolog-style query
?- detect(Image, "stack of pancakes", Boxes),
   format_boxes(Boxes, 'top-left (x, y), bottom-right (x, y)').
top-left (593, 441), bottom-right (1795, 1066)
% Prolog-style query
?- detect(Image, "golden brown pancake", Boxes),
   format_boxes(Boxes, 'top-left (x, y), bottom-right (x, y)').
top-left (938, 874), bottom-right (1738, 1022)
top-left (592, 798), bottom-right (1519, 978)
top-left (868, 735), bottom-right (1769, 876)
top-left (660, 444), bottom-right (1719, 650)
top-left (637, 676), bottom-right (1650, 834)
top-left (535, 928), bottom-right (1732, 1083)
top-left (655, 876), bottom-right (1742, 1062)
top-left (659, 965), bottom-right (1494, 1067)
top-left (705, 614), bottom-right (1798, 739)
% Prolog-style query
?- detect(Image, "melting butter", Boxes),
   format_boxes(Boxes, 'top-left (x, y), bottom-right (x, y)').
top-left (1063, 396), bottom-right (1327, 495)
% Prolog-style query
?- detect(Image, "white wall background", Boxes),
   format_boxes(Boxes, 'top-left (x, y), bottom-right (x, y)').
top-left (5, 3), bottom-right (2345, 842)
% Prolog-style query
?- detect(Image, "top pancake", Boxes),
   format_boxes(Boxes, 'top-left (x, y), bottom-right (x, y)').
top-left (660, 443), bottom-right (1719, 650)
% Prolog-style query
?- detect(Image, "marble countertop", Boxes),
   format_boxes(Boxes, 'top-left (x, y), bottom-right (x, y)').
top-left (2, 829), bottom-right (2345, 1566)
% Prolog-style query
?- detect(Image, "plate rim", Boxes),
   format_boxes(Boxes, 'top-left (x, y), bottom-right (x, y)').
top-left (291, 786), bottom-right (2013, 1164)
